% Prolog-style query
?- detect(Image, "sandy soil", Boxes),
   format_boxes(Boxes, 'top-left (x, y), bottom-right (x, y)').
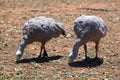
top-left (0, 0), bottom-right (120, 80)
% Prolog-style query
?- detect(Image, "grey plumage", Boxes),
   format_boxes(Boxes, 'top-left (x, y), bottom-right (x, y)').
top-left (68, 15), bottom-right (107, 63)
top-left (16, 16), bottom-right (66, 62)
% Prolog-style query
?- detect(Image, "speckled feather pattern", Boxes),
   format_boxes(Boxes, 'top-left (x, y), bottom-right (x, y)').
top-left (74, 15), bottom-right (107, 40)
top-left (68, 15), bottom-right (107, 63)
top-left (23, 16), bottom-right (65, 44)
top-left (16, 16), bottom-right (65, 62)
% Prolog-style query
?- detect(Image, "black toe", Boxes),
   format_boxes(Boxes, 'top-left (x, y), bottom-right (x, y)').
top-left (43, 53), bottom-right (48, 58)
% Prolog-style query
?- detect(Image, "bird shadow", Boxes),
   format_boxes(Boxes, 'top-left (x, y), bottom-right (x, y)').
top-left (69, 57), bottom-right (103, 68)
top-left (16, 55), bottom-right (63, 64)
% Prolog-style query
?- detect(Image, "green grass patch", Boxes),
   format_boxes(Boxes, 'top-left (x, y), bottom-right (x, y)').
top-left (79, 72), bottom-right (94, 80)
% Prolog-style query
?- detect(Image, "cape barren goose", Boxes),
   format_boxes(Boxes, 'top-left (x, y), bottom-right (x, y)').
top-left (68, 15), bottom-right (107, 63)
top-left (16, 16), bottom-right (66, 62)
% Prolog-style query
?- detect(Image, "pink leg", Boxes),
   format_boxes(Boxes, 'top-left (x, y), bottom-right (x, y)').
top-left (38, 45), bottom-right (44, 58)
top-left (43, 45), bottom-right (48, 57)
top-left (84, 44), bottom-right (87, 58)
top-left (95, 41), bottom-right (99, 58)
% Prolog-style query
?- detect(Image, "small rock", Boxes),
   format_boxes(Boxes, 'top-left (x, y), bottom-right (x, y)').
top-left (104, 78), bottom-right (109, 80)
top-left (0, 21), bottom-right (4, 24)
top-left (13, 26), bottom-right (17, 29)
top-left (66, 34), bottom-right (72, 38)
top-left (7, 21), bottom-right (11, 24)
top-left (57, 40), bottom-right (60, 43)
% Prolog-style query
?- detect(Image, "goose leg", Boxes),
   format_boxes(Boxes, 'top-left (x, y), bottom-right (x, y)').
top-left (95, 41), bottom-right (99, 58)
top-left (84, 44), bottom-right (88, 59)
top-left (38, 45), bottom-right (44, 58)
top-left (43, 46), bottom-right (48, 57)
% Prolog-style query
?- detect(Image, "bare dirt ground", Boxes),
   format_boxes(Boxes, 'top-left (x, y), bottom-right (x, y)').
top-left (0, 0), bottom-right (120, 80)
